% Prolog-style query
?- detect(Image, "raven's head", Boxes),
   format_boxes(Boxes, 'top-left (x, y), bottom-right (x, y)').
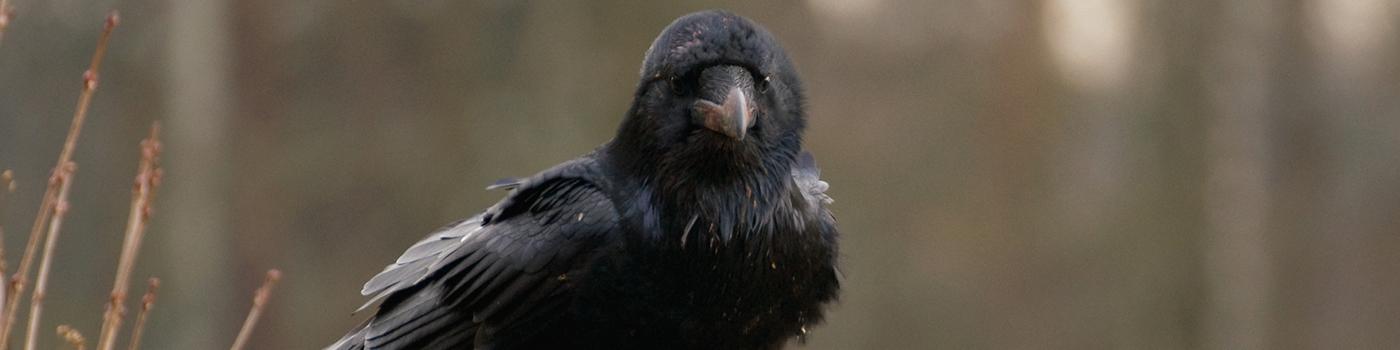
top-left (609, 10), bottom-right (807, 241)
top-left (612, 10), bottom-right (804, 182)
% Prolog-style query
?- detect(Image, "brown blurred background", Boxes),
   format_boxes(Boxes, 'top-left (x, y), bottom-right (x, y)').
top-left (2, 1), bottom-right (1399, 349)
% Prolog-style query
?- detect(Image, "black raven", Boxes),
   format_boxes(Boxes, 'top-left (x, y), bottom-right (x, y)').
top-left (329, 10), bottom-right (839, 350)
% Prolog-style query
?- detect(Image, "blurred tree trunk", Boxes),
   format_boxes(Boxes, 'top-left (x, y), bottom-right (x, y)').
top-left (1089, 0), bottom-right (1218, 348)
top-left (1200, 1), bottom-right (1277, 349)
top-left (159, 0), bottom-right (234, 348)
top-left (1296, 0), bottom-right (1400, 348)
top-left (1268, 0), bottom-right (1331, 348)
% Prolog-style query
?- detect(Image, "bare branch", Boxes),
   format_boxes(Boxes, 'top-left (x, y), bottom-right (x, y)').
top-left (124, 279), bottom-right (157, 350)
top-left (96, 122), bottom-right (161, 350)
top-left (0, 170), bottom-right (13, 320)
top-left (0, 11), bottom-right (120, 348)
top-left (55, 325), bottom-right (84, 350)
top-left (0, 0), bottom-right (12, 46)
top-left (230, 270), bottom-right (281, 350)
top-left (24, 163), bottom-right (75, 350)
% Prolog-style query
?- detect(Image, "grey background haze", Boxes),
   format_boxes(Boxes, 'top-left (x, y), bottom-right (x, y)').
top-left (1, 1), bottom-right (1399, 349)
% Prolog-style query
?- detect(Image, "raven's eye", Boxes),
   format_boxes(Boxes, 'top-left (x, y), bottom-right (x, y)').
top-left (668, 76), bottom-right (689, 96)
top-left (757, 75), bottom-right (772, 94)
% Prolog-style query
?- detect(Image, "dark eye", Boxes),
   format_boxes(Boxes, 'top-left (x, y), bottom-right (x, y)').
top-left (669, 76), bottom-right (688, 96)
top-left (757, 75), bottom-right (772, 94)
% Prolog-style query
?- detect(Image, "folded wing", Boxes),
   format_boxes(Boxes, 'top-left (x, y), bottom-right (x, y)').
top-left (330, 160), bottom-right (617, 350)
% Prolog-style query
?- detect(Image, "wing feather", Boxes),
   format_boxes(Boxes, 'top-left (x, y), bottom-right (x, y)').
top-left (330, 158), bottom-right (616, 350)
top-left (794, 151), bottom-right (833, 208)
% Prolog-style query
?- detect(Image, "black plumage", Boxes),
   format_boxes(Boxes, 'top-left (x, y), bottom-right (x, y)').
top-left (329, 10), bottom-right (839, 350)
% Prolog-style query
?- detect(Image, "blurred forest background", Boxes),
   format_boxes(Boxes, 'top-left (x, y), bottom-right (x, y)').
top-left (1, 1), bottom-right (1398, 349)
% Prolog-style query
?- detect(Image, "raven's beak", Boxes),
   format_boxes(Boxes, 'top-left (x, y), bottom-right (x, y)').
top-left (693, 85), bottom-right (756, 140)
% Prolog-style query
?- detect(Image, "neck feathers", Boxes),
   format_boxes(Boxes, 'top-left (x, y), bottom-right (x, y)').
top-left (607, 144), bottom-right (799, 249)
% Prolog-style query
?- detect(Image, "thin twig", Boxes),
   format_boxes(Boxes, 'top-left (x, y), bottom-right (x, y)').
top-left (124, 279), bottom-right (157, 350)
top-left (230, 269), bottom-right (281, 350)
top-left (55, 325), bottom-right (84, 350)
top-left (0, 170), bottom-right (13, 320)
top-left (96, 122), bottom-right (160, 350)
top-left (0, 0), bottom-right (12, 46)
top-left (24, 163), bottom-right (75, 350)
top-left (0, 12), bottom-right (119, 349)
